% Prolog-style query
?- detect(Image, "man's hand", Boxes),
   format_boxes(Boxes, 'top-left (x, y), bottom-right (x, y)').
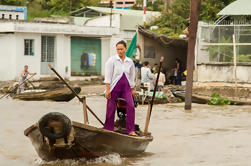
top-left (105, 90), bottom-right (111, 99)
top-left (131, 88), bottom-right (137, 99)
top-left (33, 72), bottom-right (37, 76)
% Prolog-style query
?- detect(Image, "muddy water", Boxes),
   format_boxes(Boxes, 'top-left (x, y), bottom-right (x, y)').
top-left (1, 96), bottom-right (251, 166)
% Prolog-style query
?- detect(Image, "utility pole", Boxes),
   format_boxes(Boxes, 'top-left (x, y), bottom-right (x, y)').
top-left (184, 0), bottom-right (201, 110)
top-left (69, 0), bottom-right (72, 13)
top-left (110, 0), bottom-right (113, 27)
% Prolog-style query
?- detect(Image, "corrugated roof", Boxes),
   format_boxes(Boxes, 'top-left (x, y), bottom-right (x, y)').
top-left (218, 0), bottom-right (251, 15)
top-left (72, 6), bottom-right (160, 17)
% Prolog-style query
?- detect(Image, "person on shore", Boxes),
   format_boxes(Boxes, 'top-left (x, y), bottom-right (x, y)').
top-left (17, 65), bottom-right (36, 94)
top-left (172, 59), bottom-right (183, 85)
top-left (104, 40), bottom-right (138, 136)
top-left (141, 61), bottom-right (154, 90)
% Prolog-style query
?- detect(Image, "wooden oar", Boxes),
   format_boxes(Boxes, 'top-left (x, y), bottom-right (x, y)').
top-left (48, 64), bottom-right (104, 126)
top-left (0, 74), bottom-right (36, 100)
top-left (144, 56), bottom-right (164, 134)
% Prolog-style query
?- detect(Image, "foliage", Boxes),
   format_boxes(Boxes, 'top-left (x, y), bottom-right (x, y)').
top-left (208, 93), bottom-right (231, 105)
top-left (1, 0), bottom-right (101, 19)
top-left (132, 0), bottom-right (164, 11)
top-left (209, 36), bottom-right (233, 62)
top-left (42, 0), bottom-right (100, 16)
top-left (0, 0), bottom-right (26, 6)
top-left (237, 54), bottom-right (251, 62)
top-left (145, 0), bottom-right (236, 37)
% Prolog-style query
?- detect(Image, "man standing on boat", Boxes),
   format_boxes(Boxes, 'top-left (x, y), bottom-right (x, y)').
top-left (17, 65), bottom-right (36, 94)
top-left (104, 40), bottom-right (138, 136)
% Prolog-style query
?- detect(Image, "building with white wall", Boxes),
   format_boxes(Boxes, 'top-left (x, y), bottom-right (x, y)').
top-left (0, 20), bottom-right (121, 81)
top-left (0, 5), bottom-right (27, 20)
top-left (71, 6), bottom-right (160, 41)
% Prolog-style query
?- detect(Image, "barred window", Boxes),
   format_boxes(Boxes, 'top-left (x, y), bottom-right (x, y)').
top-left (24, 39), bottom-right (34, 56)
top-left (41, 36), bottom-right (55, 62)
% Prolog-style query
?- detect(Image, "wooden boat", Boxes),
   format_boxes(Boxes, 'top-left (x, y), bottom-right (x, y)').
top-left (12, 87), bottom-right (81, 102)
top-left (24, 120), bottom-right (153, 161)
top-left (173, 90), bottom-right (251, 105)
top-left (23, 63), bottom-right (156, 162)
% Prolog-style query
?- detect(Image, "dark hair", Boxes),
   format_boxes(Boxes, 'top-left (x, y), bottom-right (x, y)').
top-left (144, 61), bottom-right (149, 66)
top-left (154, 63), bottom-right (158, 66)
top-left (175, 58), bottom-right (181, 63)
top-left (116, 40), bottom-right (127, 48)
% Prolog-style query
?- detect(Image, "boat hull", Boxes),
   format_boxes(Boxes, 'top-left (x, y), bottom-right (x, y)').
top-left (12, 87), bottom-right (80, 102)
top-left (24, 121), bottom-right (153, 161)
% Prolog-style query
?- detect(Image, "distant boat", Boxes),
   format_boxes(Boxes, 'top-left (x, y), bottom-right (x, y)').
top-left (12, 87), bottom-right (81, 102)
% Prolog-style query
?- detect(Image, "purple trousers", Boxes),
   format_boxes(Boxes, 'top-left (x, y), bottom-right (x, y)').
top-left (104, 74), bottom-right (135, 134)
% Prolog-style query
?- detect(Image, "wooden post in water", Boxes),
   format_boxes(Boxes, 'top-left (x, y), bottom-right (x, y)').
top-left (82, 97), bottom-right (89, 124)
top-left (184, 0), bottom-right (201, 110)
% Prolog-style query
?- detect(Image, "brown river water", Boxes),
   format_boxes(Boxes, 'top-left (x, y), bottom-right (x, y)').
top-left (1, 96), bottom-right (251, 166)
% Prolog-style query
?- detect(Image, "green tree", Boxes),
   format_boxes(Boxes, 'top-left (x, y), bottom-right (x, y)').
top-left (0, 0), bottom-right (27, 5)
top-left (146, 0), bottom-right (236, 37)
top-left (44, 0), bottom-right (100, 15)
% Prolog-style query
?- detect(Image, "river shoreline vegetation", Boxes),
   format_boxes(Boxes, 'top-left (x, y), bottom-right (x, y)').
top-left (1, 0), bottom-right (235, 36)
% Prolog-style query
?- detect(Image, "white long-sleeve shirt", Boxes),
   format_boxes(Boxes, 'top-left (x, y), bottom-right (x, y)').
top-left (104, 54), bottom-right (136, 92)
top-left (141, 67), bottom-right (153, 83)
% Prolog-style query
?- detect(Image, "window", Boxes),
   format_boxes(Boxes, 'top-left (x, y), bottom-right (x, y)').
top-left (41, 36), bottom-right (55, 62)
top-left (116, 2), bottom-right (123, 4)
top-left (9, 14), bottom-right (12, 19)
top-left (24, 39), bottom-right (34, 56)
top-left (125, 1), bottom-right (134, 4)
top-left (144, 46), bottom-right (155, 58)
top-left (16, 15), bottom-right (19, 20)
top-left (1, 14), bottom-right (4, 19)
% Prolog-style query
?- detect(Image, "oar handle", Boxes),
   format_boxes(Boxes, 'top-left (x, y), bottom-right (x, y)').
top-left (144, 56), bottom-right (164, 134)
top-left (150, 56), bottom-right (164, 107)
top-left (48, 64), bottom-right (104, 126)
top-left (48, 64), bottom-right (82, 101)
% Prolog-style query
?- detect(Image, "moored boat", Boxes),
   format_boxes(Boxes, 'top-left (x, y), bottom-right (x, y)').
top-left (12, 87), bottom-right (81, 102)
top-left (173, 90), bottom-right (251, 105)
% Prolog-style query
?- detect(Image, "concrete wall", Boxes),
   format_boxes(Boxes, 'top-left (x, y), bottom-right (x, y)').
top-left (55, 34), bottom-right (71, 79)
top-left (101, 37), bottom-right (111, 76)
top-left (0, 34), bottom-right (16, 81)
top-left (197, 63), bottom-right (251, 83)
top-left (14, 33), bottom-right (41, 80)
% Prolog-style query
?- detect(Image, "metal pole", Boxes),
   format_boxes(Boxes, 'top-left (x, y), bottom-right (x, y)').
top-left (184, 0), bottom-right (201, 110)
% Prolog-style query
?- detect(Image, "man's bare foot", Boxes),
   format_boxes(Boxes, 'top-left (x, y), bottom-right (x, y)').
top-left (129, 131), bottom-right (138, 136)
